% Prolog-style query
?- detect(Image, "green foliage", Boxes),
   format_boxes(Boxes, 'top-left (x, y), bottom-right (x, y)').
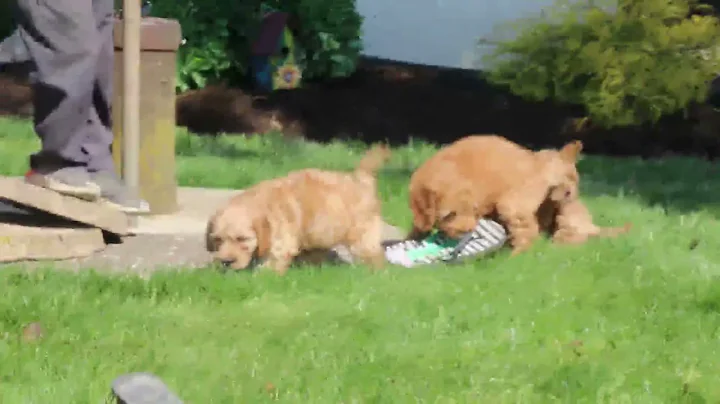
top-left (264, 0), bottom-right (364, 79)
top-left (151, 0), bottom-right (260, 92)
top-left (1, 0), bottom-right (361, 91)
top-left (150, 0), bottom-right (363, 91)
top-left (482, 0), bottom-right (720, 128)
top-left (0, 0), bottom-right (14, 40)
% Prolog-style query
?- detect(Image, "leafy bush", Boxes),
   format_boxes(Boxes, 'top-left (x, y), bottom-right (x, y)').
top-left (481, 0), bottom-right (720, 128)
top-left (150, 0), bottom-right (363, 91)
top-left (150, 0), bottom-right (260, 92)
top-left (264, 0), bottom-right (363, 79)
top-left (0, 0), bottom-right (15, 41)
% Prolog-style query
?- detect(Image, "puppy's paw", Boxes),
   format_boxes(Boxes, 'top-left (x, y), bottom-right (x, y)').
top-left (263, 255), bottom-right (293, 276)
top-left (510, 245), bottom-right (530, 256)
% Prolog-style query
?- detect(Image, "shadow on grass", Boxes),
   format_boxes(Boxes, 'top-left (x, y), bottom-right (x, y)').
top-left (176, 130), bottom-right (720, 219)
top-left (5, 113), bottom-right (712, 219)
top-left (381, 167), bottom-right (415, 183)
top-left (175, 129), bottom-right (316, 162)
top-left (382, 152), bottom-right (720, 220)
top-left (175, 133), bottom-right (262, 159)
top-left (578, 155), bottom-right (720, 217)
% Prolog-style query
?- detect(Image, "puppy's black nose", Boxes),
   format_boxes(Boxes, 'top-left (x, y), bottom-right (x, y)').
top-left (219, 259), bottom-right (235, 267)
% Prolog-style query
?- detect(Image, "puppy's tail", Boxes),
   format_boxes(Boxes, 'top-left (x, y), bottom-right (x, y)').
top-left (355, 144), bottom-right (391, 177)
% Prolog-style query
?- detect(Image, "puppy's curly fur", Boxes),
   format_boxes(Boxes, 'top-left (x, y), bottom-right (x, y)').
top-left (206, 145), bottom-right (391, 275)
top-left (408, 135), bottom-right (582, 254)
top-left (537, 197), bottom-right (632, 244)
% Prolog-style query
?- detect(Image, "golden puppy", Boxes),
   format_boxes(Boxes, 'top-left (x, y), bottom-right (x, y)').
top-left (206, 145), bottom-right (391, 274)
top-left (537, 198), bottom-right (632, 245)
top-left (535, 148), bottom-right (581, 203)
top-left (408, 135), bottom-right (582, 254)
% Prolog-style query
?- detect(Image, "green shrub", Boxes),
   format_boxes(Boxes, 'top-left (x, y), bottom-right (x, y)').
top-left (0, 0), bottom-right (14, 41)
top-left (150, 0), bottom-right (260, 92)
top-left (150, 0), bottom-right (363, 92)
top-left (481, 0), bottom-right (720, 128)
top-left (264, 0), bottom-right (363, 79)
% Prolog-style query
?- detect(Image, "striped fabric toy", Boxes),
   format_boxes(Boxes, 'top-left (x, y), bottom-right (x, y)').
top-left (385, 219), bottom-right (508, 267)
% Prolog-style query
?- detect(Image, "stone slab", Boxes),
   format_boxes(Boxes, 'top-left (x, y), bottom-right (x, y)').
top-left (0, 176), bottom-right (129, 235)
top-left (0, 185), bottom-right (407, 270)
top-left (129, 187), bottom-right (406, 267)
top-left (132, 187), bottom-right (235, 235)
top-left (0, 211), bottom-right (105, 263)
top-left (133, 187), bottom-right (407, 241)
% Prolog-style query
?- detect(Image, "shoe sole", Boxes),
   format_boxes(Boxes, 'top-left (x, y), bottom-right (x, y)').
top-left (385, 219), bottom-right (508, 267)
top-left (101, 199), bottom-right (151, 215)
top-left (25, 174), bottom-right (101, 201)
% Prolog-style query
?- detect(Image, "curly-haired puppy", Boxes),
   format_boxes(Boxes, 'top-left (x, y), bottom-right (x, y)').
top-left (206, 145), bottom-right (391, 275)
top-left (537, 197), bottom-right (632, 244)
top-left (408, 135), bottom-right (582, 254)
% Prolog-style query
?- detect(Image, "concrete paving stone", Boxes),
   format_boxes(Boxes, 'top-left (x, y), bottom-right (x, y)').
top-left (0, 185), bottom-right (408, 271)
top-left (133, 187), bottom-right (406, 265)
top-left (134, 187), bottom-right (406, 240)
top-left (0, 211), bottom-right (105, 263)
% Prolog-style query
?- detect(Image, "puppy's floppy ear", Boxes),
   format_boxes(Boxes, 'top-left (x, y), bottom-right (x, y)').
top-left (443, 188), bottom-right (478, 219)
top-left (253, 215), bottom-right (271, 258)
top-left (409, 187), bottom-right (436, 235)
top-left (548, 185), bottom-right (572, 202)
top-left (205, 214), bottom-right (217, 252)
top-left (559, 140), bottom-right (583, 163)
top-left (535, 198), bottom-right (558, 234)
top-left (437, 209), bottom-right (457, 222)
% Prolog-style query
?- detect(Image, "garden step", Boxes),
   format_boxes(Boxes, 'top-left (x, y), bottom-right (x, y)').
top-left (0, 176), bottom-right (129, 235)
top-left (0, 175), bottom-right (129, 263)
top-left (0, 207), bottom-right (106, 263)
top-left (0, 180), bottom-right (407, 267)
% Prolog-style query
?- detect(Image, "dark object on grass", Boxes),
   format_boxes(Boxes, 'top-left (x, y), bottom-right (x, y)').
top-left (111, 372), bottom-right (183, 404)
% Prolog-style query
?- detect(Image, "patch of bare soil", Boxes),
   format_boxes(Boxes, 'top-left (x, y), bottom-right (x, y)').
top-left (0, 65), bottom-right (32, 118)
top-left (176, 57), bottom-right (720, 160)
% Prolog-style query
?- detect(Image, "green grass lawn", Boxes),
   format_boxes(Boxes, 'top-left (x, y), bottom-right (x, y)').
top-left (2, 116), bottom-right (720, 402)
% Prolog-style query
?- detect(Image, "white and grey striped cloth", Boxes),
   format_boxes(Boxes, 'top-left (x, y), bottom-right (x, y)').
top-left (385, 219), bottom-right (508, 267)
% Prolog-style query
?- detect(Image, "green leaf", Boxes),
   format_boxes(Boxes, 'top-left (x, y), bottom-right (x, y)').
top-left (190, 71), bottom-right (207, 88)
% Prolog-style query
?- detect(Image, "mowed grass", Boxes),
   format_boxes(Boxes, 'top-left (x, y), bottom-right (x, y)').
top-left (2, 116), bottom-right (720, 402)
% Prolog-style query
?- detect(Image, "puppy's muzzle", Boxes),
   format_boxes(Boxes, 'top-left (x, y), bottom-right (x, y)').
top-left (215, 253), bottom-right (262, 270)
top-left (219, 259), bottom-right (235, 267)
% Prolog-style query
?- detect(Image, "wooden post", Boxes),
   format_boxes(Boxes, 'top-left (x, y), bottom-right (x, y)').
top-left (112, 18), bottom-right (182, 215)
top-left (122, 0), bottom-right (141, 223)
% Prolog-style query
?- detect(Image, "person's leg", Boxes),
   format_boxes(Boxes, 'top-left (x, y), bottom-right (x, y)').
top-left (15, 0), bottom-right (101, 200)
top-left (16, 0), bottom-right (148, 212)
top-left (86, 0), bottom-right (149, 213)
top-left (83, 0), bottom-right (115, 174)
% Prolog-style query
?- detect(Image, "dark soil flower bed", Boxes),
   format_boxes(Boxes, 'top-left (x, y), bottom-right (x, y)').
top-left (4, 57), bottom-right (720, 159)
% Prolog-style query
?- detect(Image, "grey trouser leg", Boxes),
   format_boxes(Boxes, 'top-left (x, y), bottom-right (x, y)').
top-left (15, 0), bottom-right (116, 172)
